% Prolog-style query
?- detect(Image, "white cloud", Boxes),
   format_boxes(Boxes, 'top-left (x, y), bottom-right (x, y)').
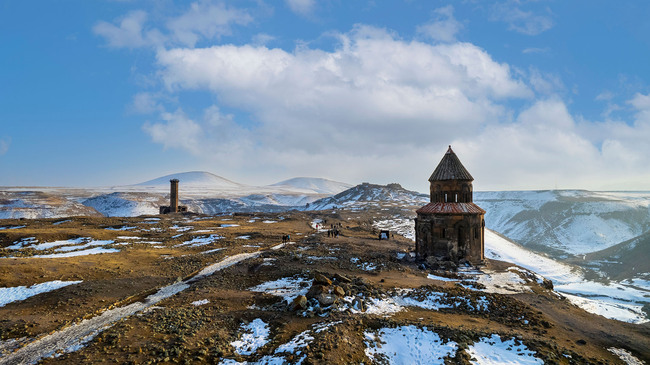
top-left (143, 106), bottom-right (253, 164)
top-left (131, 92), bottom-right (165, 114)
top-left (94, 2), bottom-right (252, 49)
top-left (93, 11), bottom-right (164, 48)
top-left (285, 0), bottom-right (316, 17)
top-left (528, 67), bottom-right (563, 95)
top-left (167, 1), bottom-right (253, 47)
top-left (522, 47), bottom-right (549, 54)
top-left (0, 137), bottom-right (10, 155)
top-left (595, 90), bottom-right (614, 101)
top-left (490, 2), bottom-right (554, 35)
top-left (140, 25), bottom-right (540, 187)
top-left (454, 97), bottom-right (650, 190)
top-left (127, 20), bottom-right (650, 191)
top-left (416, 5), bottom-right (463, 43)
top-left (155, 25), bottom-right (530, 155)
top-left (143, 109), bottom-right (204, 154)
top-left (252, 33), bottom-right (276, 46)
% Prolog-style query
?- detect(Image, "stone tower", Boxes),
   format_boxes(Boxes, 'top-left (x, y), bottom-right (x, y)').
top-left (170, 179), bottom-right (179, 212)
top-left (159, 179), bottom-right (188, 214)
top-left (415, 146), bottom-right (485, 264)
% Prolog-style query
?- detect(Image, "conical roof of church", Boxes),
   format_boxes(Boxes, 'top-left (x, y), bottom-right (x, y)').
top-left (429, 146), bottom-right (474, 181)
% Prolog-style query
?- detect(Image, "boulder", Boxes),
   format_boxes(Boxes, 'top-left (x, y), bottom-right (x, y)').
top-left (290, 295), bottom-right (308, 311)
top-left (314, 273), bottom-right (333, 286)
top-left (307, 284), bottom-right (328, 299)
top-left (317, 293), bottom-right (337, 306)
top-left (352, 297), bottom-right (366, 312)
top-left (332, 285), bottom-right (346, 297)
top-left (333, 273), bottom-right (351, 283)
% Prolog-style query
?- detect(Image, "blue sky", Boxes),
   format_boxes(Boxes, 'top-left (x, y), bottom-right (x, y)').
top-left (1, 1), bottom-right (650, 191)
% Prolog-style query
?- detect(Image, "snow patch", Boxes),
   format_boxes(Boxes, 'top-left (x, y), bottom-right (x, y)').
top-left (365, 325), bottom-right (458, 364)
top-left (230, 319), bottom-right (270, 356)
top-left (0, 280), bottom-right (82, 307)
top-left (607, 348), bottom-right (645, 365)
top-left (467, 334), bottom-right (542, 364)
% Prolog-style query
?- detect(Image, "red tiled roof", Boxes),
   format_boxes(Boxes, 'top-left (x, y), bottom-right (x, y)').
top-left (429, 145), bottom-right (474, 181)
top-left (416, 202), bottom-right (485, 215)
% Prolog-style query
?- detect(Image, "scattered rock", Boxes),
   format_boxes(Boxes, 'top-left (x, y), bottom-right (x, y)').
top-left (290, 295), bottom-right (308, 311)
top-left (307, 284), bottom-right (328, 299)
top-left (542, 279), bottom-right (554, 290)
top-left (314, 273), bottom-right (333, 286)
top-left (317, 293), bottom-right (337, 306)
top-left (352, 297), bottom-right (366, 312)
top-left (333, 273), bottom-right (351, 283)
top-left (332, 285), bottom-right (346, 297)
top-left (576, 339), bottom-right (586, 345)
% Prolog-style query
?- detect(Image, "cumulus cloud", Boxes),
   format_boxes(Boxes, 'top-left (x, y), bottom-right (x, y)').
top-left (94, 1), bottom-right (252, 48)
top-left (453, 96), bottom-right (650, 190)
top-left (155, 25), bottom-right (530, 156)
top-left (416, 5), bottom-right (463, 43)
top-left (490, 1), bottom-right (554, 35)
top-left (285, 0), bottom-right (316, 17)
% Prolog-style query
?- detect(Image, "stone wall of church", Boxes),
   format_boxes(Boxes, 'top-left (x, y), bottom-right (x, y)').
top-left (415, 213), bottom-right (484, 264)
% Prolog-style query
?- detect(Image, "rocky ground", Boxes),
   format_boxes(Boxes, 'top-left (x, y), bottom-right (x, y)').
top-left (0, 211), bottom-right (648, 364)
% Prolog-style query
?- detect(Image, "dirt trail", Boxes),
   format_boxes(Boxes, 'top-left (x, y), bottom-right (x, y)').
top-left (0, 244), bottom-right (285, 364)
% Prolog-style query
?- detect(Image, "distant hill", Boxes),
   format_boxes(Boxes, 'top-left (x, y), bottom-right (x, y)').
top-left (307, 182), bottom-right (428, 210)
top-left (474, 190), bottom-right (650, 257)
top-left (270, 177), bottom-right (352, 195)
top-left (135, 171), bottom-right (244, 189)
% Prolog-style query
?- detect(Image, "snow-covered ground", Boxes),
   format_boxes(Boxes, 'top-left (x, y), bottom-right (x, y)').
top-left (230, 319), bottom-right (270, 356)
top-left (364, 326), bottom-right (458, 364)
top-left (0, 280), bottom-right (82, 307)
top-left (467, 334), bottom-right (542, 365)
top-left (485, 230), bottom-right (650, 324)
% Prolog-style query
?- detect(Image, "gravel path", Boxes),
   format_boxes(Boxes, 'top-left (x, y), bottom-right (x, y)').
top-left (0, 249), bottom-right (269, 364)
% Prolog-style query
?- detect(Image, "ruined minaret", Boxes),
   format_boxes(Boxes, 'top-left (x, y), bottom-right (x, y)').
top-left (159, 178), bottom-right (188, 214)
top-left (170, 179), bottom-right (179, 213)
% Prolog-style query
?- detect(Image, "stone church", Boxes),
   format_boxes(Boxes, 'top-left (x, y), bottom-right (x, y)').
top-left (415, 146), bottom-right (485, 264)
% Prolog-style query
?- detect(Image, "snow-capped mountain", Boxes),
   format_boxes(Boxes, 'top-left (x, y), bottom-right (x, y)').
top-left (134, 171), bottom-right (244, 189)
top-left (270, 177), bottom-right (352, 195)
top-left (307, 183), bottom-right (428, 210)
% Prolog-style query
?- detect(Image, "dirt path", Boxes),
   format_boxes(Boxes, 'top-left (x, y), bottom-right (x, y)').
top-left (0, 244), bottom-right (288, 365)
